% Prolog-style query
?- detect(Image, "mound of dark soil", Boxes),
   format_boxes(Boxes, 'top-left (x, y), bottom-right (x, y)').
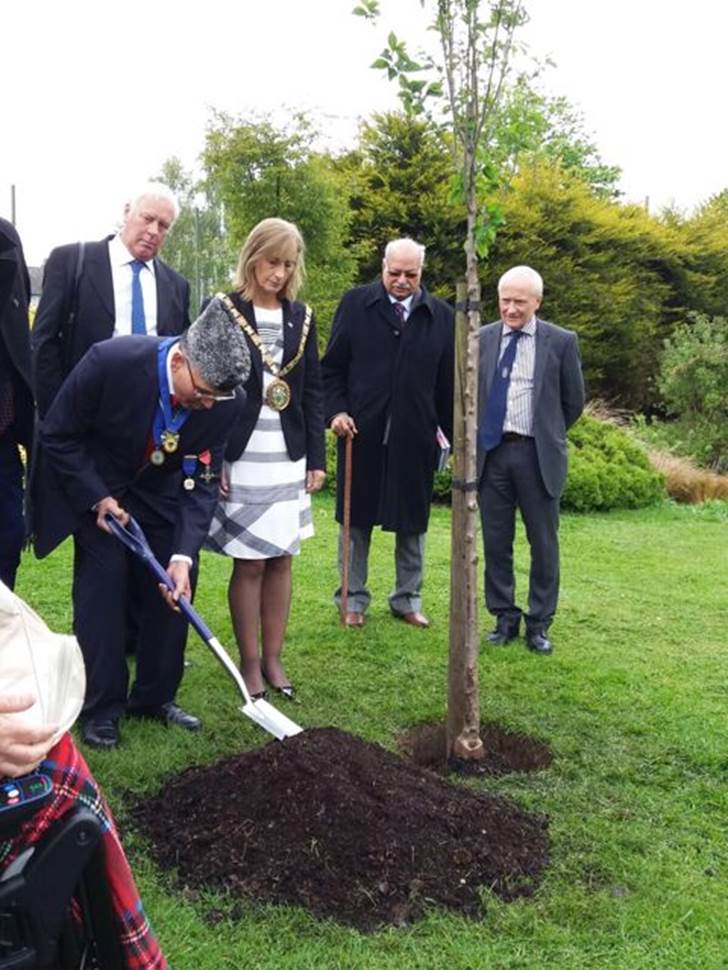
top-left (131, 727), bottom-right (549, 931)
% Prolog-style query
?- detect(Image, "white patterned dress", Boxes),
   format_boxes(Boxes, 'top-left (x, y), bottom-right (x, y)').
top-left (206, 305), bottom-right (314, 559)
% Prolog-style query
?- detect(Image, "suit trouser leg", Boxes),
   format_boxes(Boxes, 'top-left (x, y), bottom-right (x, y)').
top-left (512, 443), bottom-right (560, 632)
top-left (479, 444), bottom-right (521, 624)
top-left (334, 524), bottom-right (372, 615)
top-left (73, 517), bottom-right (130, 723)
top-left (389, 532), bottom-right (425, 616)
top-left (0, 436), bottom-right (24, 590)
top-left (127, 518), bottom-right (194, 710)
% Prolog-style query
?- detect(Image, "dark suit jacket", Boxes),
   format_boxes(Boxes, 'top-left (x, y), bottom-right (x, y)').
top-left (477, 318), bottom-right (585, 497)
top-left (223, 294), bottom-right (325, 470)
top-left (0, 218), bottom-right (33, 449)
top-left (322, 281), bottom-right (454, 533)
top-left (32, 237), bottom-right (190, 418)
top-left (32, 336), bottom-right (244, 559)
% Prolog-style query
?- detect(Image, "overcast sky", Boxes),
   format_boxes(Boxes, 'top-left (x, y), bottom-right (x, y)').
top-left (3, 0), bottom-right (726, 265)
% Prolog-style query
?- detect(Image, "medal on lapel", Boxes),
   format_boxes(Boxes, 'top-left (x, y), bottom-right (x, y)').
top-left (150, 449), bottom-right (165, 466)
top-left (161, 429), bottom-right (180, 453)
top-left (198, 449), bottom-right (214, 484)
top-left (182, 454), bottom-right (196, 491)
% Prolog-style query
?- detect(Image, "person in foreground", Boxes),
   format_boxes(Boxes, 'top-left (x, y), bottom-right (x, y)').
top-left (0, 578), bottom-right (166, 969)
top-left (477, 265), bottom-right (585, 655)
top-left (207, 218), bottom-right (325, 701)
top-left (0, 696), bottom-right (167, 969)
top-left (32, 300), bottom-right (250, 749)
top-left (321, 238), bottom-right (454, 629)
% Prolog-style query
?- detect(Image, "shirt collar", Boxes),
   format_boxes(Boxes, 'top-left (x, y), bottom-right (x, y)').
top-left (501, 316), bottom-right (536, 338)
top-left (109, 233), bottom-right (156, 274)
top-left (388, 293), bottom-right (414, 313)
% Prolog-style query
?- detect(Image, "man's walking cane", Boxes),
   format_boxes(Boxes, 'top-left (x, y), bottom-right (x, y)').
top-left (340, 434), bottom-right (353, 625)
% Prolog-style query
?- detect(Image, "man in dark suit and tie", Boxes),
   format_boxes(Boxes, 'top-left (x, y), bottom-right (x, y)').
top-left (477, 266), bottom-right (585, 655)
top-left (32, 182), bottom-right (190, 419)
top-left (32, 299), bottom-right (250, 750)
top-left (0, 218), bottom-right (34, 589)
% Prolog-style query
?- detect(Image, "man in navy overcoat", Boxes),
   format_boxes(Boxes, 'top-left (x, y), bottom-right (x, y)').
top-left (322, 238), bottom-right (454, 629)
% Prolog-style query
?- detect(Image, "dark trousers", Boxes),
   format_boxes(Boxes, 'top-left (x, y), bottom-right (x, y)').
top-left (72, 512), bottom-right (195, 722)
top-left (479, 437), bottom-right (560, 631)
top-left (0, 434), bottom-right (24, 590)
top-left (335, 525), bottom-right (425, 615)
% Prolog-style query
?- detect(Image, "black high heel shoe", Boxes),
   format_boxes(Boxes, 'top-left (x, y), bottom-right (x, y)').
top-left (239, 665), bottom-right (267, 702)
top-left (261, 670), bottom-right (296, 702)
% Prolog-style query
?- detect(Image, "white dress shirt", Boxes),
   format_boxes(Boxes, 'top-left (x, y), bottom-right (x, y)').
top-left (108, 235), bottom-right (159, 336)
top-left (501, 317), bottom-right (537, 437)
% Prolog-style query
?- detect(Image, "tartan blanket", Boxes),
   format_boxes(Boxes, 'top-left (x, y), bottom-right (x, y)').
top-left (0, 732), bottom-right (167, 970)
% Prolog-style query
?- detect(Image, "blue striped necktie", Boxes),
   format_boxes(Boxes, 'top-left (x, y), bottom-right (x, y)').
top-left (478, 329), bottom-right (523, 452)
top-left (130, 259), bottom-right (147, 335)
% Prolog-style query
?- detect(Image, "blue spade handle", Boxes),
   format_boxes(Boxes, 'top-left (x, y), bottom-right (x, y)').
top-left (104, 514), bottom-right (214, 641)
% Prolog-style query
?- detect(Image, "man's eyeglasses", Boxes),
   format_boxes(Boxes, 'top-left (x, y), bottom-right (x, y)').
top-left (184, 358), bottom-right (236, 402)
top-left (384, 264), bottom-right (420, 280)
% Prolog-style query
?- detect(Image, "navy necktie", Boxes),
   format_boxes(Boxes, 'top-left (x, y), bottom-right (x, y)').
top-left (130, 259), bottom-right (147, 335)
top-left (478, 329), bottom-right (524, 452)
top-left (392, 301), bottom-right (406, 326)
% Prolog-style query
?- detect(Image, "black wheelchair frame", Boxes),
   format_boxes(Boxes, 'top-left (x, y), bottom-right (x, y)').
top-left (0, 805), bottom-right (124, 970)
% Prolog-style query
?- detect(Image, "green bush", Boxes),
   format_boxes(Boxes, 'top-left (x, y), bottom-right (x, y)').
top-left (562, 414), bottom-right (665, 511)
top-left (656, 312), bottom-right (728, 471)
top-left (632, 412), bottom-right (727, 471)
top-left (323, 416), bottom-right (665, 514)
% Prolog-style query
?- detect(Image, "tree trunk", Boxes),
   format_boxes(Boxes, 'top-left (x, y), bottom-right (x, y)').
top-left (446, 269), bottom-right (484, 762)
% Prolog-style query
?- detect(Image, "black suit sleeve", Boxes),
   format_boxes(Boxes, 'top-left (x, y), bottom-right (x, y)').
top-left (321, 295), bottom-right (352, 424)
top-left (434, 309), bottom-right (455, 445)
top-left (302, 313), bottom-right (325, 471)
top-left (32, 245), bottom-right (75, 419)
top-left (39, 344), bottom-right (115, 514)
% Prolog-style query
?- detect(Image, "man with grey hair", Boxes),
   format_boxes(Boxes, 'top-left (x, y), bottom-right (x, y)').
top-left (322, 237), bottom-right (454, 628)
top-left (33, 182), bottom-right (190, 419)
top-left (32, 298), bottom-right (249, 749)
top-left (477, 265), bottom-right (584, 655)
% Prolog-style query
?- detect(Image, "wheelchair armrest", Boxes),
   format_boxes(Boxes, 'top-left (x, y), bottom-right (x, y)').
top-left (0, 808), bottom-right (102, 970)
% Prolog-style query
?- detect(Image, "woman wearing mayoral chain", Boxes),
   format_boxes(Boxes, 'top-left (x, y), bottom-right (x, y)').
top-left (206, 219), bottom-right (325, 700)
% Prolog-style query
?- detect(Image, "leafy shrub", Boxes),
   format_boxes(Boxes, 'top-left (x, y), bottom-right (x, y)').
top-left (562, 415), bottom-right (665, 511)
top-left (324, 416), bottom-right (665, 514)
top-left (656, 312), bottom-right (728, 471)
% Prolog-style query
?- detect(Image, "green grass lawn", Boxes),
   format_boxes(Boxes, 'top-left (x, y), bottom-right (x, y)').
top-left (15, 496), bottom-right (728, 970)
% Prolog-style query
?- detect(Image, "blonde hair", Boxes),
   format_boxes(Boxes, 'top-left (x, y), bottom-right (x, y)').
top-left (233, 218), bottom-right (305, 302)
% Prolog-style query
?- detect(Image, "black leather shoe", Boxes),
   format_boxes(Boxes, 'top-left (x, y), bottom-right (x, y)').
top-left (160, 702), bottom-right (202, 730)
top-left (487, 617), bottom-right (520, 645)
top-left (526, 630), bottom-right (553, 655)
top-left (128, 702), bottom-right (202, 730)
top-left (81, 718), bottom-right (119, 750)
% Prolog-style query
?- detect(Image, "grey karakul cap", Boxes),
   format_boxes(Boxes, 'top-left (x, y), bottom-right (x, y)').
top-left (182, 297), bottom-right (251, 391)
